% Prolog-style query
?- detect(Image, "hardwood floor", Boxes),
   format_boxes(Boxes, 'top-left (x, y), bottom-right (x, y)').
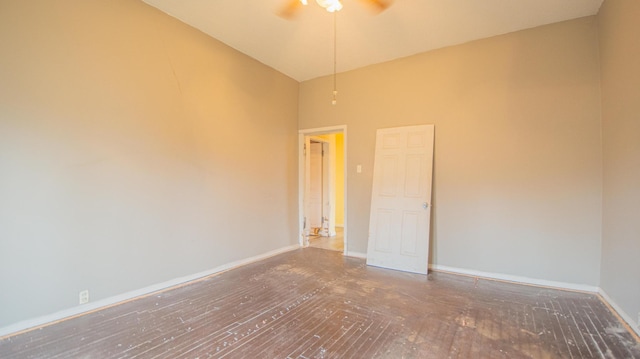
top-left (308, 228), bottom-right (344, 252)
top-left (1, 248), bottom-right (639, 358)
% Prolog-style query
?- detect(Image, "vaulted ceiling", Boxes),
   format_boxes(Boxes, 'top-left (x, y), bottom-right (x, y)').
top-left (143, 0), bottom-right (604, 82)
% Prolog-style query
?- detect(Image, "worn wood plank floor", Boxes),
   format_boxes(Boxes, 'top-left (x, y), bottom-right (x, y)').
top-left (308, 228), bottom-right (344, 252)
top-left (1, 248), bottom-right (639, 358)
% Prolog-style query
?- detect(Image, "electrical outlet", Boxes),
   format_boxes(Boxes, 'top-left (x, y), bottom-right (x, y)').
top-left (79, 290), bottom-right (89, 304)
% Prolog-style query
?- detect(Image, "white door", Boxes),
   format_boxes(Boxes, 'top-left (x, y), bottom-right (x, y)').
top-left (308, 141), bottom-right (324, 230)
top-left (366, 125), bottom-right (434, 274)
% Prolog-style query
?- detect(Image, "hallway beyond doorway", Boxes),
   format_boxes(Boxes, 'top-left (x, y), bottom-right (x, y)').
top-left (308, 227), bottom-right (344, 252)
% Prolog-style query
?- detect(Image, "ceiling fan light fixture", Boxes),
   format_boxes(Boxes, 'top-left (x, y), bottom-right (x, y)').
top-left (327, 2), bottom-right (343, 12)
top-left (316, 0), bottom-right (343, 12)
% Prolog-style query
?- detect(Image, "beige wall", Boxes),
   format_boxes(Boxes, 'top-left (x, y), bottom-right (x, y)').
top-left (0, 0), bottom-right (299, 327)
top-left (598, 0), bottom-right (640, 331)
top-left (300, 17), bottom-right (603, 286)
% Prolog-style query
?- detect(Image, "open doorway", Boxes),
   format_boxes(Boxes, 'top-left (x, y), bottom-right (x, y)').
top-left (298, 126), bottom-right (347, 255)
top-left (306, 138), bottom-right (329, 237)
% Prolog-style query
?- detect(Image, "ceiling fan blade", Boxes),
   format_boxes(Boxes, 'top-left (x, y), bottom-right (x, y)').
top-left (278, 0), bottom-right (304, 19)
top-left (357, 0), bottom-right (393, 13)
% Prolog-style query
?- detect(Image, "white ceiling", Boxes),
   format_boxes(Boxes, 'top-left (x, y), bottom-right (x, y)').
top-left (142, 0), bottom-right (604, 82)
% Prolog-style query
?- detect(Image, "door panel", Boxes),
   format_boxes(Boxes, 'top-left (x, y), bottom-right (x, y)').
top-left (374, 209), bottom-right (393, 253)
top-left (380, 155), bottom-right (398, 196)
top-left (404, 154), bottom-right (424, 197)
top-left (366, 125), bottom-right (434, 274)
top-left (400, 211), bottom-right (419, 256)
top-left (308, 141), bottom-right (323, 229)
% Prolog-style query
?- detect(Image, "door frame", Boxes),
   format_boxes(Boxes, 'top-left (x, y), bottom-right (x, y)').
top-left (298, 125), bottom-right (347, 255)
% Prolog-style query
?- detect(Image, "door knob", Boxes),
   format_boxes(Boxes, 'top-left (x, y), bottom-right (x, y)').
top-left (423, 202), bottom-right (429, 209)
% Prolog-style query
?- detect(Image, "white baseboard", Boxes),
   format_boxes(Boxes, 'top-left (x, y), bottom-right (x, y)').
top-left (0, 245), bottom-right (299, 339)
top-left (431, 264), bottom-right (639, 338)
top-left (338, 255), bottom-right (599, 294)
top-left (345, 251), bottom-right (367, 259)
top-left (428, 264), bottom-right (599, 293)
top-left (4, 249), bottom-right (638, 342)
top-left (337, 256), bottom-right (599, 295)
top-left (598, 288), bottom-right (640, 338)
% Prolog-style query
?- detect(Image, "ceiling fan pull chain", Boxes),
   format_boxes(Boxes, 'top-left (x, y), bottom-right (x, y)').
top-left (332, 11), bottom-right (338, 105)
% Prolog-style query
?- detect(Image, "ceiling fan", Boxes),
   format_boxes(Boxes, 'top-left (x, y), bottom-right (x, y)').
top-left (279, 0), bottom-right (392, 19)
top-left (278, 0), bottom-right (392, 105)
